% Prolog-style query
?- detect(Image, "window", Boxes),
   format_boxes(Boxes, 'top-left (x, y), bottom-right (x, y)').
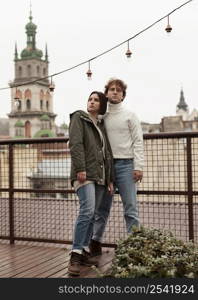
top-left (17, 100), bottom-right (22, 111)
top-left (37, 66), bottom-right (40, 76)
top-left (25, 89), bottom-right (31, 99)
top-left (41, 121), bottom-right (50, 130)
top-left (27, 65), bottom-right (31, 77)
top-left (15, 128), bottom-right (23, 136)
top-left (18, 66), bottom-right (22, 77)
top-left (45, 91), bottom-right (50, 101)
top-left (25, 121), bottom-right (31, 138)
top-left (26, 99), bottom-right (31, 110)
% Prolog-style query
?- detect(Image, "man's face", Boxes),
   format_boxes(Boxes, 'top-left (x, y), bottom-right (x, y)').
top-left (87, 93), bottom-right (100, 114)
top-left (106, 84), bottom-right (124, 104)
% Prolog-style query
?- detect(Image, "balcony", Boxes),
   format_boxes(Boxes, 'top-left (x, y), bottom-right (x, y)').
top-left (0, 132), bottom-right (198, 277)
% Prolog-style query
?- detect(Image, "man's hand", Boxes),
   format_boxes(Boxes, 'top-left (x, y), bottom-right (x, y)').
top-left (108, 182), bottom-right (114, 195)
top-left (133, 170), bottom-right (143, 182)
top-left (77, 171), bottom-right (86, 183)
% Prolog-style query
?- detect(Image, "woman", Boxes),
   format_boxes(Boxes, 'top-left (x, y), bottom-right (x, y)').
top-left (68, 91), bottom-right (114, 276)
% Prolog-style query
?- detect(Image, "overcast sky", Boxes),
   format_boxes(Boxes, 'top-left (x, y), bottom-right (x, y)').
top-left (0, 0), bottom-right (197, 125)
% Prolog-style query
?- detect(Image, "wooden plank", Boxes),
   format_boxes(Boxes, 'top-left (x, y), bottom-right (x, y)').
top-left (0, 245), bottom-right (48, 266)
top-left (13, 251), bottom-right (68, 278)
top-left (20, 253), bottom-right (69, 278)
top-left (34, 259), bottom-right (69, 278)
top-left (48, 268), bottom-right (68, 278)
top-left (0, 243), bottom-right (114, 278)
top-left (0, 248), bottom-right (61, 276)
top-left (0, 244), bottom-right (34, 257)
top-left (0, 247), bottom-right (66, 278)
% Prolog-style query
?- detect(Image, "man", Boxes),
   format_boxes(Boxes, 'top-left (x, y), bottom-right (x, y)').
top-left (89, 78), bottom-right (144, 256)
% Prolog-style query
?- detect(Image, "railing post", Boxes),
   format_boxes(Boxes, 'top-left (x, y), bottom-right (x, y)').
top-left (186, 137), bottom-right (194, 241)
top-left (9, 143), bottom-right (14, 244)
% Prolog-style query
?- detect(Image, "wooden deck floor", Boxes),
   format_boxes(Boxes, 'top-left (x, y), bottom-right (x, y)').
top-left (0, 242), bottom-right (114, 278)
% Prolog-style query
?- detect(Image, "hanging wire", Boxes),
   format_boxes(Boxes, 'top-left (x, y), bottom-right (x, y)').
top-left (0, 0), bottom-right (193, 91)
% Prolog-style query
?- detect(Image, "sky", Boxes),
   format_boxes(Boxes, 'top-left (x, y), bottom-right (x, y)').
top-left (0, 0), bottom-right (197, 125)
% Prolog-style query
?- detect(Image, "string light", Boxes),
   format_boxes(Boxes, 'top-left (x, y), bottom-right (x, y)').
top-left (0, 0), bottom-right (193, 92)
top-left (49, 76), bottom-right (55, 92)
top-left (14, 87), bottom-right (20, 107)
top-left (125, 40), bottom-right (132, 59)
top-left (165, 15), bottom-right (172, 33)
top-left (86, 61), bottom-right (92, 80)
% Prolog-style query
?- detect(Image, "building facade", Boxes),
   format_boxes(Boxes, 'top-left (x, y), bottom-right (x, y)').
top-left (8, 10), bottom-right (56, 138)
top-left (142, 89), bottom-right (198, 133)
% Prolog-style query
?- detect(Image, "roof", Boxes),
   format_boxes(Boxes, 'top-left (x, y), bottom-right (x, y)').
top-left (34, 129), bottom-right (55, 138)
top-left (177, 89), bottom-right (188, 111)
top-left (40, 114), bottom-right (50, 121)
top-left (15, 120), bottom-right (24, 127)
top-left (20, 12), bottom-right (43, 60)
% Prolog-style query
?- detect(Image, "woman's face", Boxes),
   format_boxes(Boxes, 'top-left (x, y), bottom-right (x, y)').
top-left (87, 93), bottom-right (100, 114)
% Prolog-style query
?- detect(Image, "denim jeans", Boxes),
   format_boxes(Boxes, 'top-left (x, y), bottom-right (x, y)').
top-left (92, 159), bottom-right (139, 241)
top-left (72, 183), bottom-right (109, 250)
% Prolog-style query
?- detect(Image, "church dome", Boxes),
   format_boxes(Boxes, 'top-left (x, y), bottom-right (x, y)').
top-left (20, 11), bottom-right (43, 60)
top-left (15, 120), bottom-right (24, 127)
top-left (25, 20), bottom-right (37, 32)
top-left (40, 114), bottom-right (50, 121)
top-left (34, 129), bottom-right (55, 138)
top-left (21, 48), bottom-right (43, 59)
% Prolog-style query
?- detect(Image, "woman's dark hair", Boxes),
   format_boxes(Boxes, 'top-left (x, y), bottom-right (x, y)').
top-left (89, 91), bottom-right (108, 115)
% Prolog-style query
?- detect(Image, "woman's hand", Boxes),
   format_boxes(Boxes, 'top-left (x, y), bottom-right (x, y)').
top-left (77, 171), bottom-right (86, 183)
top-left (133, 170), bottom-right (143, 182)
top-left (108, 182), bottom-right (114, 195)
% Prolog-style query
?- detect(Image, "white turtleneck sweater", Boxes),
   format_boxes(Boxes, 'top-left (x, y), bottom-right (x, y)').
top-left (104, 102), bottom-right (144, 171)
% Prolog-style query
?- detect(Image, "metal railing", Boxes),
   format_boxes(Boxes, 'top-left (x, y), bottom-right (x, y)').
top-left (0, 132), bottom-right (198, 246)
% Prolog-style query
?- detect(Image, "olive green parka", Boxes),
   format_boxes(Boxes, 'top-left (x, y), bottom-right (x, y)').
top-left (69, 110), bottom-right (114, 186)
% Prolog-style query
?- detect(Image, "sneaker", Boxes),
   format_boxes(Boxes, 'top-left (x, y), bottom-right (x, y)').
top-left (68, 252), bottom-right (82, 276)
top-left (81, 249), bottom-right (99, 267)
top-left (89, 239), bottom-right (102, 256)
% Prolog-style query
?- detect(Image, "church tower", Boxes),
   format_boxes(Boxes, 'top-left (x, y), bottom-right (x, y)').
top-left (8, 9), bottom-right (56, 138)
top-left (176, 88), bottom-right (189, 121)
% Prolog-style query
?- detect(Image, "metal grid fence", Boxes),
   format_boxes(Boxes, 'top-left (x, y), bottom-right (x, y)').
top-left (0, 132), bottom-right (198, 246)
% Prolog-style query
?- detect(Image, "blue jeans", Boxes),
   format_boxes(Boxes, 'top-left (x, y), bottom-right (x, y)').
top-left (72, 183), bottom-right (109, 250)
top-left (92, 159), bottom-right (139, 241)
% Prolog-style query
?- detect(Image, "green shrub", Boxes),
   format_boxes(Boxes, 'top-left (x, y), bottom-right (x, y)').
top-left (105, 226), bottom-right (198, 278)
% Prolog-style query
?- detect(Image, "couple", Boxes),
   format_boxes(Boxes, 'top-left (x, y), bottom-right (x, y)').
top-left (68, 78), bottom-right (144, 276)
